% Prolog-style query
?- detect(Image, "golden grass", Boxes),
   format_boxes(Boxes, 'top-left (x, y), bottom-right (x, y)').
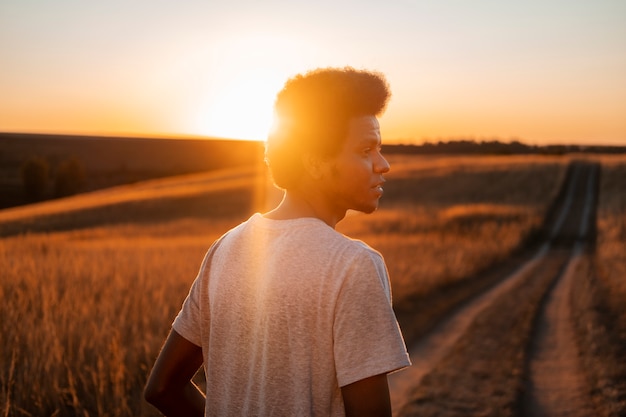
top-left (0, 167), bottom-right (255, 222)
top-left (0, 154), bottom-right (573, 416)
top-left (396, 155), bottom-right (626, 416)
top-left (596, 157), bottom-right (626, 316)
top-left (338, 155), bottom-right (568, 341)
top-left (0, 231), bottom-right (213, 416)
top-left (569, 157), bottom-right (626, 416)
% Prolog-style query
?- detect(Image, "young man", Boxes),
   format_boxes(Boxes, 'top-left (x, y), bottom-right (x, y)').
top-left (144, 67), bottom-right (410, 416)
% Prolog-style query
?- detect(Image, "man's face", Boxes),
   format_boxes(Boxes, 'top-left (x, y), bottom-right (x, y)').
top-left (321, 115), bottom-right (390, 215)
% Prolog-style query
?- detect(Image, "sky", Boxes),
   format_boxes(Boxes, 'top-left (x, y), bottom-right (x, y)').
top-left (1, 0), bottom-right (625, 146)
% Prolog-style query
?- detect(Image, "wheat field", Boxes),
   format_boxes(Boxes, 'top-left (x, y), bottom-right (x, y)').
top-left (2, 154), bottom-right (624, 416)
top-left (570, 155), bottom-right (626, 415)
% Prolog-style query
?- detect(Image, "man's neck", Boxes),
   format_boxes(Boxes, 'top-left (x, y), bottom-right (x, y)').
top-left (263, 189), bottom-right (345, 229)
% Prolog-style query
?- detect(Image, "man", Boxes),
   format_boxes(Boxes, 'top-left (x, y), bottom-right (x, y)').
top-left (144, 67), bottom-right (410, 416)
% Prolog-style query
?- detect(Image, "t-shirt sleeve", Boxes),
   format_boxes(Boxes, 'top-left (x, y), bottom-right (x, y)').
top-left (172, 245), bottom-right (215, 347)
top-left (333, 250), bottom-right (411, 387)
top-left (172, 274), bottom-right (203, 347)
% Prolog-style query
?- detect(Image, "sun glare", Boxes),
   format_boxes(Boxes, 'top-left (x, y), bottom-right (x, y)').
top-left (189, 34), bottom-right (311, 142)
top-left (195, 69), bottom-right (281, 141)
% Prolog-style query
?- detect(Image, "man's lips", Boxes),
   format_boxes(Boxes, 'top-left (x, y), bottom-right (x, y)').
top-left (372, 181), bottom-right (385, 194)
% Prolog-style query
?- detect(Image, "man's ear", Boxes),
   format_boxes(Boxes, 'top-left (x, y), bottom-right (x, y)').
top-left (301, 152), bottom-right (329, 180)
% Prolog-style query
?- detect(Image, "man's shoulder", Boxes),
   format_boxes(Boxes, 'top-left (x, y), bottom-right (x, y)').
top-left (314, 233), bottom-right (387, 277)
top-left (345, 237), bottom-right (384, 262)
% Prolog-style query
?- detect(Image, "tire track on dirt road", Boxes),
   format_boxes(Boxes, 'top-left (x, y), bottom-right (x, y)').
top-left (521, 162), bottom-right (599, 417)
top-left (390, 161), bottom-right (599, 416)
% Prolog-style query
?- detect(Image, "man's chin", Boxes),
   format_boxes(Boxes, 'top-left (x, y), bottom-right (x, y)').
top-left (357, 204), bottom-right (379, 215)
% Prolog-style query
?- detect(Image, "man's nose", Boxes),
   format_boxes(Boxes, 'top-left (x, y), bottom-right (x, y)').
top-left (374, 152), bottom-right (390, 174)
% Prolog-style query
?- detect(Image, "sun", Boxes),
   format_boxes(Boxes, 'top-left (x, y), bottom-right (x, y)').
top-left (188, 34), bottom-right (312, 141)
top-left (195, 69), bottom-right (282, 141)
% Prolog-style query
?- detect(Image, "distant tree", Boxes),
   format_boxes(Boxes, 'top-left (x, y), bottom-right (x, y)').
top-left (21, 156), bottom-right (49, 201)
top-left (54, 157), bottom-right (86, 197)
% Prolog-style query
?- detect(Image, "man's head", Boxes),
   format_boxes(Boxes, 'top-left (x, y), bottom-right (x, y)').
top-left (266, 67), bottom-right (390, 190)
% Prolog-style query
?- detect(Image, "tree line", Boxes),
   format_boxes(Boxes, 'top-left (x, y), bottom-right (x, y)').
top-left (21, 156), bottom-right (86, 202)
top-left (383, 139), bottom-right (626, 155)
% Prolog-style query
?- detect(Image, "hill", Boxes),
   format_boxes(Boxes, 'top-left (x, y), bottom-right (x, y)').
top-left (0, 132), bottom-right (264, 209)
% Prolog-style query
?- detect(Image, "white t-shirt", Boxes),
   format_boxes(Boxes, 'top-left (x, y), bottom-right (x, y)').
top-left (173, 213), bottom-right (410, 416)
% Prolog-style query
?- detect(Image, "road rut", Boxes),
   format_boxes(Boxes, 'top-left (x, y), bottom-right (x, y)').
top-left (390, 161), bottom-right (600, 416)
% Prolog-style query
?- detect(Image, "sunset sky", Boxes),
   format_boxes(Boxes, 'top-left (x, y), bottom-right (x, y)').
top-left (1, 0), bottom-right (625, 145)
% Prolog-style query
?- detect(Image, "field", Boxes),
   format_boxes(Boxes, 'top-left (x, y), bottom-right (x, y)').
top-left (0, 133), bottom-right (263, 209)
top-left (570, 156), bottom-right (626, 415)
top-left (1, 153), bottom-right (625, 416)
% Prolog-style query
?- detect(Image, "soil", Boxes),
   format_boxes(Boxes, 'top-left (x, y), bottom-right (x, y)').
top-left (520, 249), bottom-right (596, 417)
top-left (389, 161), bottom-right (601, 417)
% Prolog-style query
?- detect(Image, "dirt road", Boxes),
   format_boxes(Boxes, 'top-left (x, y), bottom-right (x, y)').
top-left (390, 161), bottom-right (600, 416)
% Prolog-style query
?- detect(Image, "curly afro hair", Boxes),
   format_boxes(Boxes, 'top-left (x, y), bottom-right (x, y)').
top-left (265, 67), bottom-right (390, 190)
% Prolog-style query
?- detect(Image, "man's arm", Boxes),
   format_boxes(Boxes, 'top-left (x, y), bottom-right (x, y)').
top-left (144, 329), bottom-right (205, 417)
top-left (341, 373), bottom-right (392, 417)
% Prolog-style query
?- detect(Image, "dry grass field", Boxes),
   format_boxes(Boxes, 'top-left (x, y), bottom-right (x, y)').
top-left (2, 153), bottom-right (624, 416)
top-left (338, 155), bottom-right (568, 342)
top-left (0, 133), bottom-right (263, 209)
top-left (569, 156), bottom-right (626, 416)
